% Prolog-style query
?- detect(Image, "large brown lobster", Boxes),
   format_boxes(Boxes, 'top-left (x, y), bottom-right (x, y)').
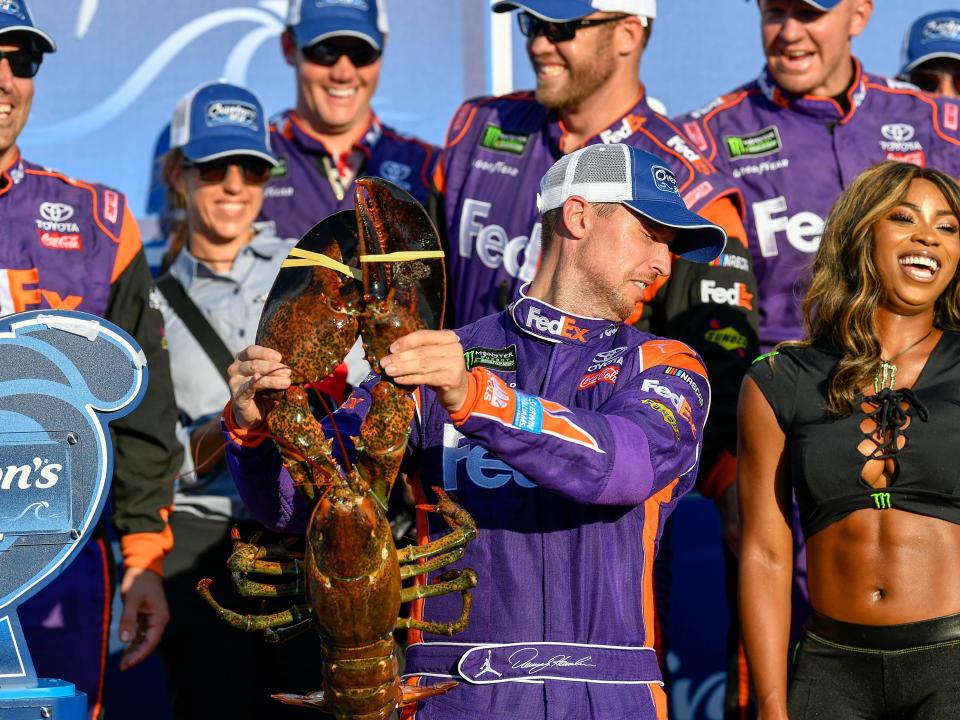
top-left (199, 178), bottom-right (478, 718)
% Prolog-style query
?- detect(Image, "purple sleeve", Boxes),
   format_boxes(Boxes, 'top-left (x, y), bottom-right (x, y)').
top-left (453, 358), bottom-right (710, 506)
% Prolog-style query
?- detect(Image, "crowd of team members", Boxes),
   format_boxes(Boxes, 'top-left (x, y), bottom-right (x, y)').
top-left (3, 0), bottom-right (960, 718)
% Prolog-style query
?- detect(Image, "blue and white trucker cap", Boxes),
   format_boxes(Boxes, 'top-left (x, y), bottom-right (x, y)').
top-left (287, 0), bottom-right (389, 50)
top-left (170, 81), bottom-right (278, 166)
top-left (900, 10), bottom-right (960, 75)
top-left (491, 0), bottom-right (655, 22)
top-left (538, 144), bottom-right (726, 263)
top-left (0, 0), bottom-right (55, 53)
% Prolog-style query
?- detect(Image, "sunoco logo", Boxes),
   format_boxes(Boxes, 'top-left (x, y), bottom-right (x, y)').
top-left (651, 165), bottom-right (678, 194)
top-left (206, 101), bottom-right (259, 130)
top-left (39, 203), bottom-right (74, 223)
top-left (881, 124), bottom-right (915, 143)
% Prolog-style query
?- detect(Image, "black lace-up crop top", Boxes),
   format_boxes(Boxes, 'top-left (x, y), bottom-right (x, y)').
top-left (747, 332), bottom-right (960, 537)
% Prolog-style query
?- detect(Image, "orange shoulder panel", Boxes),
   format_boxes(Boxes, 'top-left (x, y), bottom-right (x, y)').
top-left (640, 338), bottom-right (707, 378)
top-left (700, 195), bottom-right (748, 246)
top-left (111, 203), bottom-right (143, 282)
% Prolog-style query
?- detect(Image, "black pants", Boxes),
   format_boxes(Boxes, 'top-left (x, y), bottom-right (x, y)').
top-left (159, 512), bottom-right (331, 719)
top-left (789, 611), bottom-right (960, 719)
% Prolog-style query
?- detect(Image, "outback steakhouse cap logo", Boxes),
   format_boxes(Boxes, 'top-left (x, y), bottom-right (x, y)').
top-left (205, 101), bottom-right (259, 130)
top-left (651, 165), bottom-right (679, 194)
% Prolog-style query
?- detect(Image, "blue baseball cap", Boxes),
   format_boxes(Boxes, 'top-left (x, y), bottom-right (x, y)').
top-left (287, 0), bottom-right (389, 50)
top-left (799, 0), bottom-right (841, 9)
top-left (169, 81), bottom-right (278, 166)
top-left (491, 0), bottom-right (655, 21)
top-left (900, 10), bottom-right (960, 75)
top-left (0, 0), bottom-right (55, 53)
top-left (538, 144), bottom-right (726, 263)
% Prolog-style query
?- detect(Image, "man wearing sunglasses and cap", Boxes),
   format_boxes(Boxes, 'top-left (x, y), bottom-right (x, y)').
top-left (675, 2), bottom-right (960, 716)
top-left (899, 10), bottom-right (960, 99)
top-left (0, 1), bottom-right (182, 718)
top-left (260, 0), bottom-right (438, 240)
top-left (225, 143), bottom-right (722, 719)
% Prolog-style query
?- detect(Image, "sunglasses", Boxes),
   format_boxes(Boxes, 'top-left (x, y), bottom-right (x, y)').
top-left (301, 41), bottom-right (381, 68)
top-left (907, 69), bottom-right (960, 96)
top-left (184, 157), bottom-right (273, 185)
top-left (517, 12), bottom-right (628, 43)
top-left (0, 49), bottom-right (43, 79)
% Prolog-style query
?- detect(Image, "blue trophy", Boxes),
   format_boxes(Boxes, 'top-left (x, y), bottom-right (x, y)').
top-left (0, 310), bottom-right (149, 718)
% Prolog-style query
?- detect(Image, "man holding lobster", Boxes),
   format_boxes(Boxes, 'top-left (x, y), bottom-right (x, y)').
top-left (223, 144), bottom-right (716, 719)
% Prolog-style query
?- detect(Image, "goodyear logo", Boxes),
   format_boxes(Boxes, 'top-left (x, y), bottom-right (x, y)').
top-left (725, 126), bottom-right (782, 160)
top-left (642, 399), bottom-right (680, 440)
top-left (480, 124), bottom-right (529, 156)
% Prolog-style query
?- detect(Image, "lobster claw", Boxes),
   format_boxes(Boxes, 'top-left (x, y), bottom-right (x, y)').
top-left (256, 210), bottom-right (363, 385)
top-left (355, 176), bottom-right (446, 365)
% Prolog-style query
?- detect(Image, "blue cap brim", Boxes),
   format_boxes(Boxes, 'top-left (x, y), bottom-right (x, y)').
top-left (492, 0), bottom-right (595, 21)
top-left (902, 49), bottom-right (960, 75)
top-left (181, 134), bottom-right (278, 167)
top-left (623, 201), bottom-right (727, 263)
top-left (800, 0), bottom-right (840, 9)
top-left (294, 11), bottom-right (383, 50)
top-left (0, 26), bottom-right (56, 53)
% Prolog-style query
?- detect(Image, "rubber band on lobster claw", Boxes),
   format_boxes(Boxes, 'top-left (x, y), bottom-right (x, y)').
top-left (199, 177), bottom-right (477, 720)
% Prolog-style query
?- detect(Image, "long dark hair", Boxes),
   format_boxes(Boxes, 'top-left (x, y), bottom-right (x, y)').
top-left (160, 147), bottom-right (190, 273)
top-left (786, 161), bottom-right (960, 415)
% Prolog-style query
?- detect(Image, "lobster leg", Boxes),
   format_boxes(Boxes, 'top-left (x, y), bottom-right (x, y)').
top-left (231, 574), bottom-right (304, 597)
top-left (354, 380), bottom-right (414, 506)
top-left (397, 488), bottom-right (477, 565)
top-left (269, 385), bottom-right (345, 502)
top-left (264, 618), bottom-right (315, 644)
top-left (197, 579), bottom-right (311, 632)
top-left (399, 547), bottom-right (466, 580)
top-left (397, 569), bottom-right (477, 636)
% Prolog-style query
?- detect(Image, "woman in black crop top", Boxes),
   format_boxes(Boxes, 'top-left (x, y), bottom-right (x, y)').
top-left (738, 162), bottom-right (960, 720)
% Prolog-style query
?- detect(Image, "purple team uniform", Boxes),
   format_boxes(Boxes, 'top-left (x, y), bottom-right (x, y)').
top-left (259, 110), bottom-right (439, 239)
top-left (225, 293), bottom-right (711, 720)
top-left (675, 59), bottom-right (960, 350)
top-left (438, 90), bottom-right (743, 326)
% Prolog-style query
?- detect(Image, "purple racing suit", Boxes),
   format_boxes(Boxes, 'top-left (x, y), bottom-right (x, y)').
top-left (437, 88), bottom-right (744, 327)
top-left (260, 110), bottom-right (439, 239)
top-left (0, 153), bottom-right (181, 717)
top-left (675, 59), bottom-right (960, 351)
top-left (224, 292), bottom-right (710, 720)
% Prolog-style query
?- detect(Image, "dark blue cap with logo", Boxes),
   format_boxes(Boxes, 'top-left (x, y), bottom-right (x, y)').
top-left (169, 81), bottom-right (278, 166)
top-left (0, 0), bottom-right (55, 53)
top-left (743, 0), bottom-right (840, 9)
top-left (491, 0), bottom-right (655, 22)
top-left (286, 0), bottom-right (389, 50)
top-left (538, 143), bottom-right (726, 263)
top-left (900, 10), bottom-right (960, 75)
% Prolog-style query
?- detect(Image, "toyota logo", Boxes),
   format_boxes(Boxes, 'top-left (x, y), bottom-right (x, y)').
top-left (881, 124), bottom-right (915, 143)
top-left (39, 203), bottom-right (75, 223)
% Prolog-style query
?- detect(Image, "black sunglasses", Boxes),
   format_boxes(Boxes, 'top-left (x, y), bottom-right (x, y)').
top-left (301, 41), bottom-right (381, 68)
top-left (184, 157), bottom-right (273, 185)
top-left (517, 12), bottom-right (628, 43)
top-left (908, 69), bottom-right (960, 96)
top-left (0, 49), bottom-right (43, 79)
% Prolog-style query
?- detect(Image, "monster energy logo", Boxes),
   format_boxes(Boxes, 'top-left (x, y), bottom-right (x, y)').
top-left (871, 492), bottom-right (892, 509)
top-left (480, 124), bottom-right (530, 156)
top-left (464, 345), bottom-right (518, 372)
top-left (725, 126), bottom-right (782, 159)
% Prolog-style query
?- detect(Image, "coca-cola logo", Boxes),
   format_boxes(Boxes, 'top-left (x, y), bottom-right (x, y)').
top-left (39, 202), bottom-right (75, 223)
top-left (38, 231), bottom-right (83, 251)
